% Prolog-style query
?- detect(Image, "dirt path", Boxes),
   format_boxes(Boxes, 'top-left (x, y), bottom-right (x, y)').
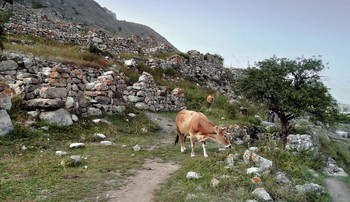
top-left (106, 159), bottom-right (180, 202)
top-left (325, 177), bottom-right (350, 202)
top-left (105, 112), bottom-right (180, 202)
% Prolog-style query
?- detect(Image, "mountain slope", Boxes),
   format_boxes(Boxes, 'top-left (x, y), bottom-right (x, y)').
top-left (12, 0), bottom-right (177, 50)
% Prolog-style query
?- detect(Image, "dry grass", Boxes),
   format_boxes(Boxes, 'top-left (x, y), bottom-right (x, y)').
top-left (4, 36), bottom-right (113, 68)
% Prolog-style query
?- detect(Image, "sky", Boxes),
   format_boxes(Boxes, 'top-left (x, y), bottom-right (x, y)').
top-left (94, 0), bottom-right (350, 105)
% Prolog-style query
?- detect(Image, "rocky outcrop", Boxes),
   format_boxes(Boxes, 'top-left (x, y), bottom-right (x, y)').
top-left (2, 3), bottom-right (175, 55)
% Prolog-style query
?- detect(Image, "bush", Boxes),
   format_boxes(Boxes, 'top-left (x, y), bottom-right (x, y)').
top-left (31, 1), bottom-right (45, 9)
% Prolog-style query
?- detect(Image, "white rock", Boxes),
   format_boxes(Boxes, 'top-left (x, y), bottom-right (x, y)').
top-left (69, 143), bottom-right (85, 148)
top-left (55, 151), bottom-right (67, 156)
top-left (92, 119), bottom-right (101, 123)
top-left (186, 171), bottom-right (201, 179)
top-left (72, 114), bottom-right (79, 122)
top-left (252, 187), bottom-right (273, 201)
top-left (247, 167), bottom-right (260, 175)
top-left (94, 133), bottom-right (106, 139)
top-left (100, 141), bottom-right (113, 146)
top-left (133, 144), bottom-right (141, 151)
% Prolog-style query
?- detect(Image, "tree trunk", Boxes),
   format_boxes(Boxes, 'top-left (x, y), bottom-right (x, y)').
top-left (279, 113), bottom-right (290, 143)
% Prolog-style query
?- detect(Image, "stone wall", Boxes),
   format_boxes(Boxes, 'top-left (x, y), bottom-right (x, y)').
top-left (0, 55), bottom-right (185, 128)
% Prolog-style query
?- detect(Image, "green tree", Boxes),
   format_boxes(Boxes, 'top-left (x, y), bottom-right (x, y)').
top-left (236, 56), bottom-right (338, 140)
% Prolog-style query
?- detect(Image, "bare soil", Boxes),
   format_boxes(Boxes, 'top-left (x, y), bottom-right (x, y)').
top-left (325, 177), bottom-right (350, 202)
top-left (105, 112), bottom-right (180, 202)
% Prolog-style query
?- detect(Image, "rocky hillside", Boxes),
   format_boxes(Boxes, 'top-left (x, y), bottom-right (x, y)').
top-left (10, 0), bottom-right (177, 50)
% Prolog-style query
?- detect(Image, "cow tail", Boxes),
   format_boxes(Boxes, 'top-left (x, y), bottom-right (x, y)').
top-left (175, 134), bottom-right (179, 145)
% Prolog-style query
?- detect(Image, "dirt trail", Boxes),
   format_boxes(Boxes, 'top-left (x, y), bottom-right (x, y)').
top-left (106, 112), bottom-right (180, 202)
top-left (106, 159), bottom-right (180, 202)
top-left (325, 177), bottom-right (350, 202)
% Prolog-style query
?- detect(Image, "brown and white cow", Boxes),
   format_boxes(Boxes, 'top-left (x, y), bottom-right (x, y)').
top-left (175, 109), bottom-right (231, 157)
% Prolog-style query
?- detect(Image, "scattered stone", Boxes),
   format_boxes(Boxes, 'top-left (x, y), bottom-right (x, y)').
top-left (127, 113), bottom-right (137, 118)
top-left (70, 155), bottom-right (82, 165)
top-left (251, 176), bottom-right (262, 184)
top-left (247, 167), bottom-right (260, 175)
top-left (55, 151), bottom-right (67, 156)
top-left (286, 134), bottom-right (315, 151)
top-left (133, 144), bottom-right (141, 151)
top-left (69, 143), bottom-right (85, 148)
top-left (141, 127), bottom-right (148, 133)
top-left (92, 119), bottom-right (101, 123)
top-left (100, 141), bottom-right (113, 146)
top-left (211, 177), bottom-right (220, 187)
top-left (195, 186), bottom-right (203, 191)
top-left (40, 126), bottom-right (49, 131)
top-left (94, 133), bottom-right (106, 139)
top-left (252, 187), bottom-right (273, 201)
top-left (186, 171), bottom-right (201, 179)
top-left (324, 157), bottom-right (349, 177)
top-left (225, 154), bottom-right (234, 168)
top-left (185, 193), bottom-right (198, 201)
top-left (71, 114), bottom-right (79, 122)
top-left (276, 171), bottom-right (291, 184)
top-left (295, 183), bottom-right (325, 194)
top-left (0, 110), bottom-right (14, 137)
top-left (220, 175), bottom-right (230, 179)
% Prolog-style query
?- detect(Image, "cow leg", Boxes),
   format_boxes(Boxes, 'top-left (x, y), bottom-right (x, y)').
top-left (201, 141), bottom-right (208, 157)
top-left (190, 135), bottom-right (196, 157)
top-left (180, 134), bottom-right (186, 153)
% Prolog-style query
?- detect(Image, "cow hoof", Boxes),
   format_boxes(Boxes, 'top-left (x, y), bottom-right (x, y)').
top-left (191, 154), bottom-right (195, 158)
top-left (204, 155), bottom-right (208, 158)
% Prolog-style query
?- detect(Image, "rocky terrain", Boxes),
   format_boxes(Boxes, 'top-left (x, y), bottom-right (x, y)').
top-left (10, 0), bottom-right (176, 50)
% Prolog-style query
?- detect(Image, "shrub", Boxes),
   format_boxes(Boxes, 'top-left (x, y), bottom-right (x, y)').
top-left (31, 1), bottom-right (45, 9)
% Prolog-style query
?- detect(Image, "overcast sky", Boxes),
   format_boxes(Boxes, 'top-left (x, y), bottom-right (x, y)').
top-left (94, 0), bottom-right (350, 105)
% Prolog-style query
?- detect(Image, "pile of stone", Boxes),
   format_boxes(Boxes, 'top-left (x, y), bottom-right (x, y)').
top-left (0, 56), bottom-right (186, 131)
top-left (123, 72), bottom-right (185, 111)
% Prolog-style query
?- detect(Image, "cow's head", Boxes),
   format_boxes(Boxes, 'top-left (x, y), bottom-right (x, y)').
top-left (215, 126), bottom-right (231, 148)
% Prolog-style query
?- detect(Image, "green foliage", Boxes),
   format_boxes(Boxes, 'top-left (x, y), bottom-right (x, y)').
top-left (236, 56), bottom-right (339, 136)
top-left (319, 135), bottom-right (350, 173)
top-left (214, 53), bottom-right (224, 62)
top-left (0, 25), bottom-right (4, 51)
top-left (31, 1), bottom-right (45, 9)
top-left (0, 10), bottom-right (12, 24)
top-left (88, 44), bottom-right (113, 58)
top-left (8, 96), bottom-right (27, 122)
top-left (338, 113), bottom-right (350, 124)
top-left (178, 52), bottom-right (190, 60)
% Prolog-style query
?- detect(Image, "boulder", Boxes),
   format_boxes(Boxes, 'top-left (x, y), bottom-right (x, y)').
top-left (39, 108), bottom-right (73, 126)
top-left (0, 83), bottom-right (12, 110)
top-left (0, 110), bottom-right (14, 136)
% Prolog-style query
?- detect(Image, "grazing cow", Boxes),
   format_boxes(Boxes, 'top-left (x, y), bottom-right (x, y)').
top-left (175, 110), bottom-right (231, 157)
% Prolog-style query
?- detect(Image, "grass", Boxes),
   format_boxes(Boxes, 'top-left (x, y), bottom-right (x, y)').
top-left (4, 35), bottom-right (113, 68)
top-left (1, 32), bottom-right (344, 201)
top-left (1, 106), bottom-right (334, 201)
top-left (0, 111), bottom-right (161, 201)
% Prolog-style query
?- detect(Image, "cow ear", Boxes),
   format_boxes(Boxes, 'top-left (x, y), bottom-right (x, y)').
top-left (219, 127), bottom-right (227, 133)
top-left (214, 126), bottom-right (219, 133)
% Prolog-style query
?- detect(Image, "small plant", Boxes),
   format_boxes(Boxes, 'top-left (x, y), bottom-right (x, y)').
top-left (31, 1), bottom-right (45, 9)
top-left (214, 53), bottom-right (224, 61)
top-left (178, 52), bottom-right (189, 60)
